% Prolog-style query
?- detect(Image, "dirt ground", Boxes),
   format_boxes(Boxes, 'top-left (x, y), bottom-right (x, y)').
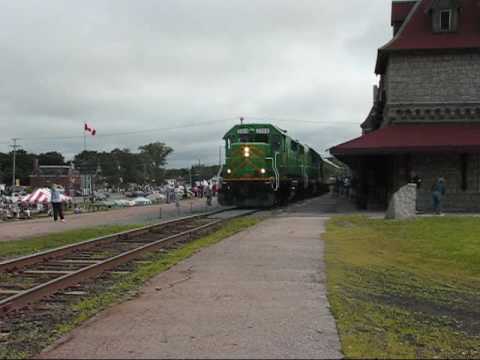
top-left (0, 197), bottom-right (220, 242)
top-left (40, 197), bottom-right (343, 359)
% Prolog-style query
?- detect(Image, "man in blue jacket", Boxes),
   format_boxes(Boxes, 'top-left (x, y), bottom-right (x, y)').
top-left (431, 177), bottom-right (446, 215)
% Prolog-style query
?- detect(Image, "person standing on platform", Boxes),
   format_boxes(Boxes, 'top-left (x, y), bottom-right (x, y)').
top-left (205, 183), bottom-right (213, 206)
top-left (50, 183), bottom-right (65, 222)
top-left (431, 177), bottom-right (446, 215)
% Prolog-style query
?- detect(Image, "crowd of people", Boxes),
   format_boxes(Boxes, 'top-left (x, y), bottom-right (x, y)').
top-left (165, 180), bottom-right (218, 207)
top-left (332, 175), bottom-right (357, 200)
top-left (0, 196), bottom-right (34, 220)
top-left (0, 184), bottom-right (74, 222)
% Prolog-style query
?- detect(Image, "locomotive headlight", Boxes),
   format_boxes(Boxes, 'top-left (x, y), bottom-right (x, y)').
top-left (243, 146), bottom-right (250, 157)
top-left (260, 168), bottom-right (266, 174)
top-left (227, 169), bottom-right (232, 174)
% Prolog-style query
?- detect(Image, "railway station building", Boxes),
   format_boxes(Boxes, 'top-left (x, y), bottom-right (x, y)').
top-left (330, 0), bottom-right (480, 211)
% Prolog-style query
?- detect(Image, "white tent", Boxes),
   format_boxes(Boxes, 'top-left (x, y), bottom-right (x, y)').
top-left (21, 188), bottom-right (72, 204)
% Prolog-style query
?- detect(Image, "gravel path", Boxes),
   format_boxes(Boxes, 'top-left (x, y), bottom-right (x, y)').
top-left (40, 211), bottom-right (342, 359)
top-left (0, 198), bottom-right (220, 242)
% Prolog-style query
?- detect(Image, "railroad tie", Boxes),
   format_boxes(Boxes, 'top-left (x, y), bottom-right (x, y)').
top-left (53, 260), bottom-right (101, 264)
top-left (0, 289), bottom-right (21, 295)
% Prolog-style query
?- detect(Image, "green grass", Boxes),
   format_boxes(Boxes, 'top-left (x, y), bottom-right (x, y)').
top-left (0, 216), bottom-right (262, 359)
top-left (324, 216), bottom-right (480, 359)
top-left (0, 225), bottom-right (142, 260)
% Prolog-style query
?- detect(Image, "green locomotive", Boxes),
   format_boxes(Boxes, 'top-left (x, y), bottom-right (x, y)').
top-left (219, 123), bottom-right (335, 207)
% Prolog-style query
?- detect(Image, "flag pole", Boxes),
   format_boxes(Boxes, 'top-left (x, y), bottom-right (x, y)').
top-left (83, 123), bottom-right (87, 152)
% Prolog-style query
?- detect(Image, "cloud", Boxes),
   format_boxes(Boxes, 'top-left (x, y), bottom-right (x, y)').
top-left (0, 0), bottom-right (392, 167)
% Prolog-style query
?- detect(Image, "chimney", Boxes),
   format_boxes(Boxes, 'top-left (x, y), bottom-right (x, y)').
top-left (33, 158), bottom-right (39, 174)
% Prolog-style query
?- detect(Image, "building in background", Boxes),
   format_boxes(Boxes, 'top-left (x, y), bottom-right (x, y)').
top-left (331, 0), bottom-right (480, 211)
top-left (30, 159), bottom-right (81, 196)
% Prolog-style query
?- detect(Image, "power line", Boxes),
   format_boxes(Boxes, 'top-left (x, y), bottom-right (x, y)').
top-left (0, 119), bottom-right (232, 144)
top-left (0, 117), bottom-right (359, 144)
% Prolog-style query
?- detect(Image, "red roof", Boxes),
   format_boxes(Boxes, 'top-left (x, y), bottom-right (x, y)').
top-left (331, 124), bottom-right (480, 156)
top-left (376, 0), bottom-right (480, 73)
top-left (391, 1), bottom-right (417, 25)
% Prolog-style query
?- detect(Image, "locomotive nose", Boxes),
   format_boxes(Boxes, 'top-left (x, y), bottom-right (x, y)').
top-left (225, 143), bottom-right (271, 178)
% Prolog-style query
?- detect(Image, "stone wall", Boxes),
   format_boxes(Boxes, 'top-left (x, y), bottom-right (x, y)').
top-left (393, 153), bottom-right (480, 212)
top-left (382, 52), bottom-right (480, 125)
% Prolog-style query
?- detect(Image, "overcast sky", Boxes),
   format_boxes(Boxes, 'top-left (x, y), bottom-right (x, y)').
top-left (0, 0), bottom-right (392, 168)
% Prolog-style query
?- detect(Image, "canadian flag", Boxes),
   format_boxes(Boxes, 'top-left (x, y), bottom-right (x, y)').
top-left (84, 123), bottom-right (96, 136)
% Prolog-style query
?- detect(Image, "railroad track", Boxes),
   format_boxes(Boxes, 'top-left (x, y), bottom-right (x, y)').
top-left (0, 208), bottom-right (257, 317)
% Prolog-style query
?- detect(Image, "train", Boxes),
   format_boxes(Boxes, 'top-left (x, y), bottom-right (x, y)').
top-left (218, 122), bottom-right (341, 207)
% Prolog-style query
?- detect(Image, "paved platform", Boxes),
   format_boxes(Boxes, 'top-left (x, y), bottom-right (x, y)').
top-left (0, 198), bottom-right (220, 242)
top-left (40, 211), bottom-right (342, 358)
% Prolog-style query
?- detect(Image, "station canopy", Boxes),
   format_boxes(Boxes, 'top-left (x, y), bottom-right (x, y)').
top-left (330, 124), bottom-right (480, 156)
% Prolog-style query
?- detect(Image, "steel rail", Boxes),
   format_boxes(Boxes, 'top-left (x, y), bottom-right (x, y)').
top-left (0, 207), bottom-right (234, 273)
top-left (0, 208), bottom-right (256, 315)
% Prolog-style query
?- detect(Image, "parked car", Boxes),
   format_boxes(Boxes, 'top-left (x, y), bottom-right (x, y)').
top-left (147, 193), bottom-right (166, 202)
top-left (97, 200), bottom-right (116, 208)
top-left (94, 192), bottom-right (109, 201)
top-left (124, 191), bottom-right (135, 198)
top-left (132, 197), bottom-right (152, 206)
top-left (114, 199), bottom-right (131, 207)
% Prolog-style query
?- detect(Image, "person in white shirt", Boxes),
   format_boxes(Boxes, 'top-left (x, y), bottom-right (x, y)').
top-left (50, 184), bottom-right (65, 222)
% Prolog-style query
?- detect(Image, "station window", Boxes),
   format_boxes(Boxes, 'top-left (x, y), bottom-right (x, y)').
top-left (440, 10), bottom-right (452, 31)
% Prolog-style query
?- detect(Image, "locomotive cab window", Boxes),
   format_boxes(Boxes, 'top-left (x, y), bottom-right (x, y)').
top-left (254, 134), bottom-right (269, 143)
top-left (239, 134), bottom-right (269, 143)
top-left (239, 134), bottom-right (250, 143)
top-left (291, 141), bottom-right (298, 152)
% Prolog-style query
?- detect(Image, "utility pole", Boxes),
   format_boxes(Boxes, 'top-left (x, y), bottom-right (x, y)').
top-left (10, 138), bottom-right (21, 189)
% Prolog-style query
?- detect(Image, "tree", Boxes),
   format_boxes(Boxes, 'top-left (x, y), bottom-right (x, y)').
top-left (0, 150), bottom-right (36, 186)
top-left (138, 142), bottom-right (173, 184)
top-left (73, 151), bottom-right (99, 174)
top-left (191, 165), bottom-right (220, 182)
top-left (38, 151), bottom-right (65, 166)
top-left (110, 148), bottom-right (139, 186)
top-left (0, 152), bottom-right (9, 183)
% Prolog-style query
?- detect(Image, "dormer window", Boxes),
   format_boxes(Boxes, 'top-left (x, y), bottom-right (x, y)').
top-left (428, 0), bottom-right (460, 33)
top-left (440, 9), bottom-right (452, 31)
